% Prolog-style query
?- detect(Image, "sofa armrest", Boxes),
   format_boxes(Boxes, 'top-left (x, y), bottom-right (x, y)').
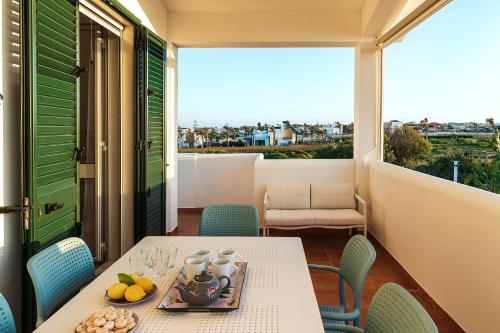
top-left (354, 193), bottom-right (367, 216)
top-left (264, 192), bottom-right (269, 210)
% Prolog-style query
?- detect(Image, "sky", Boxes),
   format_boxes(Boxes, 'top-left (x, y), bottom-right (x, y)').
top-left (178, 0), bottom-right (500, 128)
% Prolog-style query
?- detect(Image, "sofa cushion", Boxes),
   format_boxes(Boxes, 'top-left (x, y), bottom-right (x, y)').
top-left (265, 209), bottom-right (315, 226)
top-left (266, 183), bottom-right (310, 210)
top-left (265, 209), bottom-right (363, 227)
top-left (312, 209), bottom-right (363, 226)
top-left (311, 183), bottom-right (356, 209)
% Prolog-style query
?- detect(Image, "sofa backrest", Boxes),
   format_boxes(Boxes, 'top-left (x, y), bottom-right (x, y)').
top-left (266, 183), bottom-right (310, 209)
top-left (311, 183), bottom-right (356, 209)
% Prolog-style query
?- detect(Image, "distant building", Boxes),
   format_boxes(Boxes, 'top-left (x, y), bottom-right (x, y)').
top-left (385, 120), bottom-right (404, 133)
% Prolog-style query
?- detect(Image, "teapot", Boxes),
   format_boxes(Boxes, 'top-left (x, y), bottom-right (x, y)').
top-left (175, 270), bottom-right (231, 306)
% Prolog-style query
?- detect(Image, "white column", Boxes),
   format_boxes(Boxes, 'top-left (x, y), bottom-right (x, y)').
top-left (354, 43), bottom-right (382, 198)
top-left (165, 42), bottom-right (179, 232)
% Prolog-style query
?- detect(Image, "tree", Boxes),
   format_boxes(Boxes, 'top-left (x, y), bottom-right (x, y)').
top-left (222, 124), bottom-right (231, 147)
top-left (420, 117), bottom-right (430, 140)
top-left (335, 121), bottom-right (343, 142)
top-left (386, 126), bottom-right (432, 166)
top-left (283, 120), bottom-right (291, 129)
top-left (257, 122), bottom-right (262, 130)
top-left (464, 155), bottom-right (500, 194)
top-left (471, 122), bottom-right (479, 134)
top-left (486, 117), bottom-right (495, 131)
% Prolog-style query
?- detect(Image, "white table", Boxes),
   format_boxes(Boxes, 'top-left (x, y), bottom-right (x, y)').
top-left (34, 236), bottom-right (324, 333)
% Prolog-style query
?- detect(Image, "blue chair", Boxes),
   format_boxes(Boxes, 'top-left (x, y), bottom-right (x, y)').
top-left (200, 204), bottom-right (259, 236)
top-left (0, 293), bottom-right (16, 333)
top-left (27, 237), bottom-right (95, 326)
top-left (323, 283), bottom-right (438, 333)
top-left (309, 235), bottom-right (376, 328)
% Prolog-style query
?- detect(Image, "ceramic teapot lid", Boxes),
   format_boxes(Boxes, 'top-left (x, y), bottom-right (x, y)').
top-left (194, 270), bottom-right (214, 283)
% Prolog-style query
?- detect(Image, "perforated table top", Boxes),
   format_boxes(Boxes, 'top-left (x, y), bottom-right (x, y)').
top-left (34, 236), bottom-right (323, 333)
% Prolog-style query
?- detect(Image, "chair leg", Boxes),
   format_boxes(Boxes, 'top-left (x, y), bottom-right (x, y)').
top-left (349, 228), bottom-right (352, 236)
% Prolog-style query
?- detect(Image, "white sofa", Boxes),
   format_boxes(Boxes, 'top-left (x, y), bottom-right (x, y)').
top-left (263, 183), bottom-right (367, 236)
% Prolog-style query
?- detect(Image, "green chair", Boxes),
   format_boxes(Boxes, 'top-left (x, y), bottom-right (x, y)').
top-left (27, 237), bottom-right (95, 326)
top-left (309, 235), bottom-right (376, 328)
top-left (323, 283), bottom-right (438, 333)
top-left (0, 293), bottom-right (16, 333)
top-left (200, 204), bottom-right (259, 236)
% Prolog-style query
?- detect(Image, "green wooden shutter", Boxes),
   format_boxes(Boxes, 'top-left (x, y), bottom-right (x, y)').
top-left (24, 0), bottom-right (80, 248)
top-left (135, 28), bottom-right (166, 240)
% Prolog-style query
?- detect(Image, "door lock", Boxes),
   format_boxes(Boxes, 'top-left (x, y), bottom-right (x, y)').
top-left (45, 202), bottom-right (64, 214)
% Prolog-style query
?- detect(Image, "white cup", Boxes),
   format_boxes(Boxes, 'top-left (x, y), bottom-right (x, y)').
top-left (192, 249), bottom-right (210, 268)
top-left (218, 249), bottom-right (242, 264)
top-left (210, 258), bottom-right (237, 288)
top-left (184, 256), bottom-right (206, 282)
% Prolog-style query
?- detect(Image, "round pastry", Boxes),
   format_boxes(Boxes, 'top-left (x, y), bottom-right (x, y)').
top-left (93, 317), bottom-right (106, 327)
top-left (104, 311), bottom-right (117, 321)
top-left (127, 321), bottom-right (136, 330)
top-left (95, 328), bottom-right (109, 333)
top-left (86, 326), bottom-right (98, 333)
top-left (93, 310), bottom-right (106, 318)
top-left (104, 321), bottom-right (115, 330)
top-left (116, 308), bottom-right (125, 316)
top-left (76, 324), bottom-right (86, 333)
top-left (104, 306), bottom-right (116, 312)
top-left (127, 316), bottom-right (135, 324)
top-left (124, 310), bottom-right (133, 318)
top-left (114, 318), bottom-right (128, 329)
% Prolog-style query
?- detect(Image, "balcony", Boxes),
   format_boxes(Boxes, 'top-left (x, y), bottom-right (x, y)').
top-left (176, 153), bottom-right (500, 333)
top-left (1, 0), bottom-right (499, 332)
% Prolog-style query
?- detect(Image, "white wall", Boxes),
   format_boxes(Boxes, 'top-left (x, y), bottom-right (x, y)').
top-left (167, 11), bottom-right (363, 47)
top-left (178, 153), bottom-right (262, 208)
top-left (178, 155), bottom-right (356, 223)
top-left (368, 160), bottom-right (500, 333)
top-left (117, 0), bottom-right (168, 39)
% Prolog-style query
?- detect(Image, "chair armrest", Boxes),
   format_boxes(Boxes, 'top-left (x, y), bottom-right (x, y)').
top-left (321, 309), bottom-right (360, 322)
top-left (264, 192), bottom-right (269, 210)
top-left (308, 264), bottom-right (340, 274)
top-left (354, 193), bottom-right (367, 216)
top-left (323, 323), bottom-right (365, 333)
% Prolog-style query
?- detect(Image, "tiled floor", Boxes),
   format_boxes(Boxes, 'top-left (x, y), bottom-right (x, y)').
top-left (174, 210), bottom-right (464, 333)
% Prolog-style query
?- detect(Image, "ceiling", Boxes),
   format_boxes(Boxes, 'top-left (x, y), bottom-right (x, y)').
top-left (164, 0), bottom-right (367, 13)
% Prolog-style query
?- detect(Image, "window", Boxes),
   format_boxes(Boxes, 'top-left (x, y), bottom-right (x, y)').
top-left (178, 48), bottom-right (355, 159)
top-left (383, 0), bottom-right (500, 194)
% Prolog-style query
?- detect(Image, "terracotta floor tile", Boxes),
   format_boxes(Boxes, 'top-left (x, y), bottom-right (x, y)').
top-left (175, 210), bottom-right (464, 333)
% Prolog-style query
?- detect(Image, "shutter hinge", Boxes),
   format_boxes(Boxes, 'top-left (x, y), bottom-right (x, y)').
top-left (72, 65), bottom-right (88, 78)
top-left (23, 198), bottom-right (30, 230)
top-left (136, 140), bottom-right (147, 150)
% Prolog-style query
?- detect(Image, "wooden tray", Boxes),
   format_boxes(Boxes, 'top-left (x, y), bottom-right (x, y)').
top-left (157, 262), bottom-right (247, 312)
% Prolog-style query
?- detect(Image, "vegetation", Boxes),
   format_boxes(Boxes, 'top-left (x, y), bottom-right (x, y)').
top-left (181, 118), bottom-right (500, 195)
top-left (179, 141), bottom-right (354, 159)
top-left (384, 119), bottom-right (500, 194)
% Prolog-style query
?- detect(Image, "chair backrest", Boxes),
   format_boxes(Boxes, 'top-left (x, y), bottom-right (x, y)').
top-left (0, 293), bottom-right (16, 333)
top-left (365, 283), bottom-right (438, 333)
top-left (338, 235), bottom-right (376, 324)
top-left (27, 237), bottom-right (95, 325)
top-left (200, 204), bottom-right (259, 236)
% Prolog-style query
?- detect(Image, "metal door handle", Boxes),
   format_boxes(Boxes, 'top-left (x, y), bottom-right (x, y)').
top-left (45, 202), bottom-right (64, 214)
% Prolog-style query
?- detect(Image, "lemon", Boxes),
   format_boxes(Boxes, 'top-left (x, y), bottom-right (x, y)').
top-left (136, 277), bottom-right (154, 293)
top-left (107, 283), bottom-right (128, 300)
top-left (129, 274), bottom-right (139, 283)
top-left (125, 285), bottom-right (146, 302)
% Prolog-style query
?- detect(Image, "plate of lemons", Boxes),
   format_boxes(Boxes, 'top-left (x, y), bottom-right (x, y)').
top-left (105, 273), bottom-right (158, 305)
